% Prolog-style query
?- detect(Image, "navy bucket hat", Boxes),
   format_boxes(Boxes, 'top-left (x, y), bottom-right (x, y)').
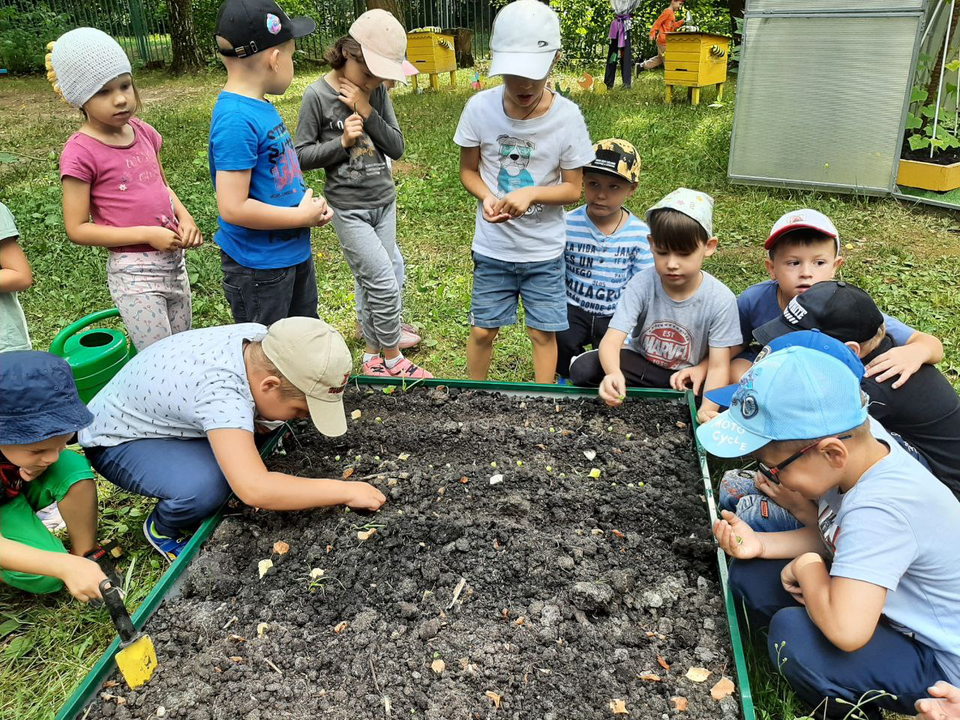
top-left (0, 351), bottom-right (93, 445)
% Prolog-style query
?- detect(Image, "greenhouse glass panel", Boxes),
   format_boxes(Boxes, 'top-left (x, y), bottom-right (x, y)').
top-left (729, 15), bottom-right (922, 193)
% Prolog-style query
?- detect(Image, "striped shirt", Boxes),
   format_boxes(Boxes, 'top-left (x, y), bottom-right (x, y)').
top-left (564, 205), bottom-right (653, 316)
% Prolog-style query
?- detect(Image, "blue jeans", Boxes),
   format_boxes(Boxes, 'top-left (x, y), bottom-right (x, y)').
top-left (718, 469), bottom-right (804, 532)
top-left (86, 438), bottom-right (229, 537)
top-left (729, 559), bottom-right (948, 720)
top-left (470, 252), bottom-right (568, 332)
top-left (221, 251), bottom-right (319, 326)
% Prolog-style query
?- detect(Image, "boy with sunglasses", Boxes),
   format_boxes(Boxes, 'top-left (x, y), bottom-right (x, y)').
top-left (698, 346), bottom-right (960, 720)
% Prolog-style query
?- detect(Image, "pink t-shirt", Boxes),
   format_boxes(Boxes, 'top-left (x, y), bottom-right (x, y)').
top-left (60, 118), bottom-right (177, 253)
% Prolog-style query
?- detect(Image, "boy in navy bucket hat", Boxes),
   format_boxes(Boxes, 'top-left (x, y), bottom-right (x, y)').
top-left (0, 351), bottom-right (115, 601)
top-left (698, 345), bottom-right (960, 720)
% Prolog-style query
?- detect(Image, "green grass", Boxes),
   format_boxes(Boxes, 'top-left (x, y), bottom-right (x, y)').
top-left (1, 66), bottom-right (958, 720)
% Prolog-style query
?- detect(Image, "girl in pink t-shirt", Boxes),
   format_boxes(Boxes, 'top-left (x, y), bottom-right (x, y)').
top-left (49, 28), bottom-right (200, 350)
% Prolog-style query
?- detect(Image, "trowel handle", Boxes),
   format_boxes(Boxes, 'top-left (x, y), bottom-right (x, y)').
top-left (100, 579), bottom-right (137, 644)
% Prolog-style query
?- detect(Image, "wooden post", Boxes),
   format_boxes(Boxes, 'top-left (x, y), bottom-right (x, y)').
top-left (411, 74), bottom-right (418, 91)
top-left (665, 84), bottom-right (673, 104)
top-left (430, 73), bottom-right (440, 91)
top-left (716, 82), bottom-right (724, 101)
top-left (449, 70), bottom-right (456, 87)
top-left (691, 87), bottom-right (701, 105)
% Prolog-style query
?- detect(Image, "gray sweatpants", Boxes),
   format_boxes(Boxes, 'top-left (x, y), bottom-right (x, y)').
top-left (331, 202), bottom-right (402, 349)
top-left (355, 237), bottom-right (404, 319)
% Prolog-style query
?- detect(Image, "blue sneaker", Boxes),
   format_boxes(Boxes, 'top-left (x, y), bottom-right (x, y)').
top-left (142, 511), bottom-right (190, 564)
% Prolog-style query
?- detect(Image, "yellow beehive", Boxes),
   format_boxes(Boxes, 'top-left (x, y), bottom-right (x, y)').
top-left (663, 32), bottom-right (730, 105)
top-left (407, 31), bottom-right (457, 89)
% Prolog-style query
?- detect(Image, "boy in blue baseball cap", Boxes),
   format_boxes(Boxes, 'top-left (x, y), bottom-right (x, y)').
top-left (698, 345), bottom-right (960, 719)
top-left (0, 351), bottom-right (115, 601)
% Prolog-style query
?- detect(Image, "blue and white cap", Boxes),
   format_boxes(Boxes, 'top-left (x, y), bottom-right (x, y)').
top-left (696, 345), bottom-right (868, 458)
top-left (705, 329), bottom-right (864, 408)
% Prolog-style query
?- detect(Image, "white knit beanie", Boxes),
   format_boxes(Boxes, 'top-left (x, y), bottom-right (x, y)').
top-left (49, 28), bottom-right (132, 108)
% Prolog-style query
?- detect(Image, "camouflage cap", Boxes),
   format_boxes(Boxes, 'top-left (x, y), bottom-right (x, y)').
top-left (583, 138), bottom-right (641, 184)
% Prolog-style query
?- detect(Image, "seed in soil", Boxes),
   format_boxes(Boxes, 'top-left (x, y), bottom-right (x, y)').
top-left (82, 387), bottom-right (737, 720)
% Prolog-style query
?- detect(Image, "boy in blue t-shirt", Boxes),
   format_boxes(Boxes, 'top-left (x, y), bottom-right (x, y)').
top-left (557, 139), bottom-right (652, 380)
top-left (209, 0), bottom-right (333, 326)
top-left (729, 209), bottom-right (942, 386)
top-left (699, 346), bottom-right (960, 719)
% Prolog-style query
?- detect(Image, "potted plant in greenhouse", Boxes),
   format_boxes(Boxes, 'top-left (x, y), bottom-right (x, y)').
top-left (898, 52), bottom-right (960, 192)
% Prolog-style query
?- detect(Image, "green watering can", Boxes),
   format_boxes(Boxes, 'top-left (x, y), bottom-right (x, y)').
top-left (49, 309), bottom-right (136, 403)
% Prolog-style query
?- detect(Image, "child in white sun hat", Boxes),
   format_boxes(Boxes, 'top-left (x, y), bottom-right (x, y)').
top-left (295, 10), bottom-right (432, 380)
top-left (455, 0), bottom-right (595, 384)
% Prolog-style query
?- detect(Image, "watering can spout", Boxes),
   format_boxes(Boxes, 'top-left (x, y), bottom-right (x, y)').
top-left (49, 309), bottom-right (136, 403)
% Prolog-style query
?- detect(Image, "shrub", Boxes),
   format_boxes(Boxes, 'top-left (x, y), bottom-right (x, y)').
top-left (0, 4), bottom-right (73, 74)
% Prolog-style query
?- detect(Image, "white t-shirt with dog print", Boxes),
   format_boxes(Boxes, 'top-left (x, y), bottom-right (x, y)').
top-left (454, 86), bottom-right (594, 263)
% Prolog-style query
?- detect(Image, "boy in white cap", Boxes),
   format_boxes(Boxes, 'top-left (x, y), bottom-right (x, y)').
top-left (210, 0), bottom-right (334, 327)
top-left (455, 0), bottom-right (595, 384)
top-left (709, 208), bottom-right (943, 389)
top-left (568, 188), bottom-right (741, 423)
top-left (699, 346), bottom-right (960, 720)
top-left (295, 10), bottom-right (432, 379)
top-left (80, 318), bottom-right (386, 562)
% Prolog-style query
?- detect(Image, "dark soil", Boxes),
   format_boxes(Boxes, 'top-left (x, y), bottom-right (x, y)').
top-left (901, 139), bottom-right (960, 166)
top-left (82, 387), bottom-right (739, 720)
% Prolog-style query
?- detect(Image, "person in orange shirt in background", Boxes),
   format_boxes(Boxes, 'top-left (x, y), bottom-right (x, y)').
top-left (638, 0), bottom-right (684, 71)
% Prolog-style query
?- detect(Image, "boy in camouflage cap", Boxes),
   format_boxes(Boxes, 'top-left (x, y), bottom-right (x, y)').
top-left (558, 139), bottom-right (651, 380)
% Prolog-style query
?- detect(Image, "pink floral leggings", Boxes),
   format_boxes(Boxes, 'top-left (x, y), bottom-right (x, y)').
top-left (106, 250), bottom-right (192, 351)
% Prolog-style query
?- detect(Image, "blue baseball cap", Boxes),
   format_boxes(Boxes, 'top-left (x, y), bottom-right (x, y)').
top-left (706, 329), bottom-right (864, 408)
top-left (0, 351), bottom-right (93, 445)
top-left (696, 346), bottom-right (868, 458)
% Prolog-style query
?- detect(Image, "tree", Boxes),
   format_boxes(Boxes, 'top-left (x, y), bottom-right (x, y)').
top-left (168, 0), bottom-right (205, 73)
top-left (366, 0), bottom-right (405, 21)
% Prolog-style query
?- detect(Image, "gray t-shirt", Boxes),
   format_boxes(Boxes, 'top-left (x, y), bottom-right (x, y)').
top-left (79, 324), bottom-right (266, 448)
top-left (609, 267), bottom-right (741, 370)
top-left (0, 202), bottom-right (31, 353)
top-left (294, 79), bottom-right (404, 210)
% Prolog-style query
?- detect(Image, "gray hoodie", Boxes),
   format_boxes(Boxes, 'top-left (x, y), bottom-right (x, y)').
top-left (294, 78), bottom-right (404, 210)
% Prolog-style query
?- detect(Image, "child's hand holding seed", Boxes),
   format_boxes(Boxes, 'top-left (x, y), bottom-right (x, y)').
top-left (713, 509), bottom-right (764, 560)
top-left (345, 481), bottom-right (387, 511)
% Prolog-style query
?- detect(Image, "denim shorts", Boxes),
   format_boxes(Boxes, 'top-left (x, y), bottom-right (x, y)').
top-left (469, 251), bottom-right (569, 332)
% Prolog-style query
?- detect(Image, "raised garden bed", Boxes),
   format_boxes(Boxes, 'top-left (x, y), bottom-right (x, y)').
top-left (64, 383), bottom-right (750, 720)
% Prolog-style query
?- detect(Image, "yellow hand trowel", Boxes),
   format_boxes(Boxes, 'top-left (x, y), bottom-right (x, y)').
top-left (100, 580), bottom-right (158, 688)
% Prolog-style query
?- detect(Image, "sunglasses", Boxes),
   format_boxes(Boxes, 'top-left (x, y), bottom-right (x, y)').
top-left (757, 434), bottom-right (852, 484)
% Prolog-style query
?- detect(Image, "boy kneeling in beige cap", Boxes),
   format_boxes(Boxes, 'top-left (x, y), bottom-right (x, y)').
top-left (81, 318), bottom-right (385, 563)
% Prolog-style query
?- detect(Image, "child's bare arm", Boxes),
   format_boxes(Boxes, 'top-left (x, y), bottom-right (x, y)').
top-left (62, 177), bottom-right (181, 251)
top-left (0, 237), bottom-right (32, 292)
top-left (459, 146), bottom-right (509, 223)
top-left (598, 328), bottom-right (629, 406)
top-left (714, 509), bottom-right (825, 560)
top-left (208, 429), bottom-right (386, 511)
top-left (783, 553), bottom-right (886, 651)
top-left (494, 167), bottom-right (584, 218)
top-left (216, 171), bottom-right (331, 230)
top-left (0, 535), bottom-right (106, 602)
top-left (697, 346), bottom-right (732, 422)
top-left (865, 330), bottom-right (943, 389)
top-left (158, 157), bottom-right (202, 248)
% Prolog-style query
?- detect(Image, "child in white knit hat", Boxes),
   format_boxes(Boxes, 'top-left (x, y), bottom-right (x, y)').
top-left (49, 28), bottom-right (201, 351)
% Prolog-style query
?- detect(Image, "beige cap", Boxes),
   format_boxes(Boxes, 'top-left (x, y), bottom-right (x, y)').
top-left (349, 9), bottom-right (408, 83)
top-left (261, 317), bottom-right (353, 437)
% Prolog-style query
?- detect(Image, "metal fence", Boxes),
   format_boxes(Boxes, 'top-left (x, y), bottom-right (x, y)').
top-left (0, 0), bottom-right (172, 68)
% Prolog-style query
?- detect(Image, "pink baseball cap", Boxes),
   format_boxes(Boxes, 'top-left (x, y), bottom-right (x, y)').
top-left (349, 9), bottom-right (409, 83)
top-left (765, 209), bottom-right (840, 252)
top-left (402, 58), bottom-right (419, 76)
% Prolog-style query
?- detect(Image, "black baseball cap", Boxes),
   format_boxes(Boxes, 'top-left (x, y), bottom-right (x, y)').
top-left (753, 281), bottom-right (884, 347)
top-left (215, 0), bottom-right (316, 58)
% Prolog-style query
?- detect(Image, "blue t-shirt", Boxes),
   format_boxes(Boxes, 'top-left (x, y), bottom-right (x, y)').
top-left (737, 280), bottom-right (915, 352)
top-left (564, 206), bottom-right (653, 316)
top-left (209, 92), bottom-right (310, 270)
top-left (817, 438), bottom-right (960, 685)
